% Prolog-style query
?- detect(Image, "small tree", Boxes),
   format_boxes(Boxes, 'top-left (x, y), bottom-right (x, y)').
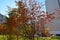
top-left (6, 0), bottom-right (55, 40)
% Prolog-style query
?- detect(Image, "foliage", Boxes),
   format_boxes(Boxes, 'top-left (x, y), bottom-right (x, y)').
top-left (0, 0), bottom-right (56, 40)
top-left (0, 35), bottom-right (60, 40)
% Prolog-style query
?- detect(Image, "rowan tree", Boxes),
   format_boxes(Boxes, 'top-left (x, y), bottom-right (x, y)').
top-left (5, 0), bottom-right (56, 40)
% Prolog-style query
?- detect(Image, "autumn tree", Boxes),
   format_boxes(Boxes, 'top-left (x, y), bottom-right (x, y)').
top-left (6, 1), bottom-right (29, 40)
top-left (6, 0), bottom-right (55, 40)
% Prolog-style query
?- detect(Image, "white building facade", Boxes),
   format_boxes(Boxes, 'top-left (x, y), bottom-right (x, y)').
top-left (45, 0), bottom-right (60, 13)
top-left (45, 0), bottom-right (60, 34)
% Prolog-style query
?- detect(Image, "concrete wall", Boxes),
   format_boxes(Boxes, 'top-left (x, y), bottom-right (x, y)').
top-left (45, 0), bottom-right (60, 34)
top-left (45, 0), bottom-right (60, 13)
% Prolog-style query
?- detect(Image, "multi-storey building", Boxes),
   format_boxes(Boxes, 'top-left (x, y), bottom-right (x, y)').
top-left (45, 0), bottom-right (60, 35)
top-left (0, 14), bottom-right (6, 23)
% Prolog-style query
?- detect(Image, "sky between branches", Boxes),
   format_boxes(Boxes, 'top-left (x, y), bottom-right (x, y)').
top-left (0, 0), bottom-right (45, 16)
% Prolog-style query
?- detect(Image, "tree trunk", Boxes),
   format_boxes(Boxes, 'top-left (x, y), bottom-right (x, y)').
top-left (40, 18), bottom-right (45, 37)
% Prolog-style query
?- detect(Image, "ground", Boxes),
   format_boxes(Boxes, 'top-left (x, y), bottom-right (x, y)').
top-left (0, 35), bottom-right (60, 40)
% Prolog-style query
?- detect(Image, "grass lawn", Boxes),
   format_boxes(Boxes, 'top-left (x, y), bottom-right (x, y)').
top-left (0, 35), bottom-right (60, 40)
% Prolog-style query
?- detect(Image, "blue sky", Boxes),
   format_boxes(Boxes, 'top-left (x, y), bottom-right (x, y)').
top-left (0, 0), bottom-right (45, 16)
